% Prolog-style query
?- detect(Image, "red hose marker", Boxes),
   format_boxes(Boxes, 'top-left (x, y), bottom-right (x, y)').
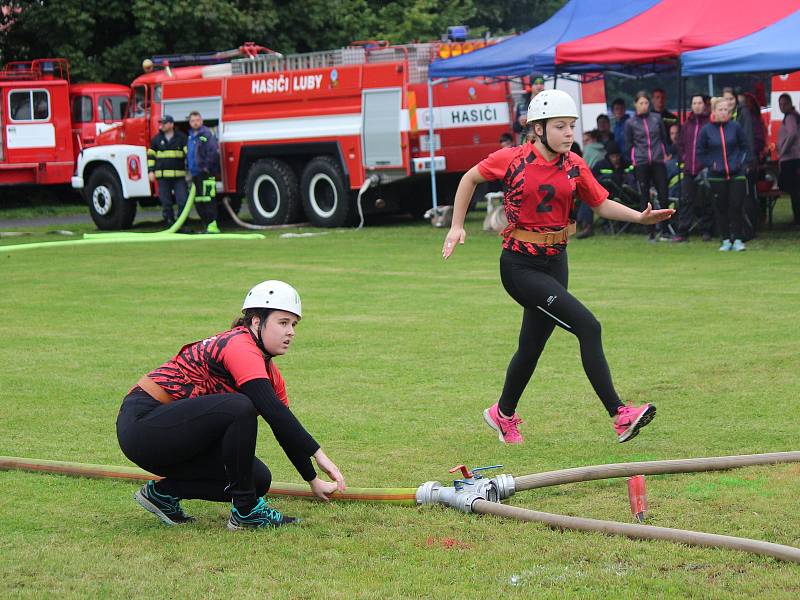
top-left (627, 475), bottom-right (648, 522)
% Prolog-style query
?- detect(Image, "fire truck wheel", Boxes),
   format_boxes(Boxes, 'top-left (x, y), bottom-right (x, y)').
top-left (244, 159), bottom-right (301, 225)
top-left (300, 156), bottom-right (353, 227)
top-left (85, 166), bottom-right (137, 230)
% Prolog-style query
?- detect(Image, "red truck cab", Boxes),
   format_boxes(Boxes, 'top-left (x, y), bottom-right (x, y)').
top-left (1, 58), bottom-right (131, 187)
top-left (68, 82), bottom-right (129, 158)
top-left (0, 59), bottom-right (74, 185)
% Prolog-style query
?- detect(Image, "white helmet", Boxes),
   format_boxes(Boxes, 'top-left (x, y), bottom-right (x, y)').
top-left (527, 89), bottom-right (579, 123)
top-left (242, 280), bottom-right (302, 318)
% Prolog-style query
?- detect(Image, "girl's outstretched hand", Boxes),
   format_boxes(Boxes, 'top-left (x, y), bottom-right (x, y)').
top-left (640, 202), bottom-right (675, 225)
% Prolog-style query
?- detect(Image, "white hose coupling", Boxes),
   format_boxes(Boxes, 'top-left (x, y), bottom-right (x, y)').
top-left (490, 474), bottom-right (516, 500)
top-left (415, 480), bottom-right (442, 505)
top-left (416, 480), bottom-right (498, 510)
top-left (435, 486), bottom-right (482, 513)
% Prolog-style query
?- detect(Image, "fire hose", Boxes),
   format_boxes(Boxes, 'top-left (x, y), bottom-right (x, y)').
top-left (2, 452), bottom-right (799, 562)
top-left (220, 197), bottom-right (310, 230)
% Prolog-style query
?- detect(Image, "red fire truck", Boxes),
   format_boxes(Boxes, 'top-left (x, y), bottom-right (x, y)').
top-left (72, 41), bottom-right (516, 229)
top-left (768, 71), bottom-right (800, 157)
top-left (0, 58), bottom-right (128, 186)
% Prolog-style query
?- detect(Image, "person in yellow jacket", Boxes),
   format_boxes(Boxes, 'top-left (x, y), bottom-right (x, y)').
top-left (147, 115), bottom-right (188, 226)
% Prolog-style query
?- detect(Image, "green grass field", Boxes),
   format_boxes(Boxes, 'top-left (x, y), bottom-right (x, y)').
top-left (1, 205), bottom-right (799, 598)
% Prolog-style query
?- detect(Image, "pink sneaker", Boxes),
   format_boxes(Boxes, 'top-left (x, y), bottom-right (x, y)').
top-left (614, 403), bottom-right (656, 443)
top-left (483, 403), bottom-right (524, 444)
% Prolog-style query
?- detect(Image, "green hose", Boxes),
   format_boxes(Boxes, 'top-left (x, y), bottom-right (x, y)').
top-left (1, 184), bottom-right (265, 253)
top-left (83, 181), bottom-right (198, 240)
top-left (0, 456), bottom-right (418, 505)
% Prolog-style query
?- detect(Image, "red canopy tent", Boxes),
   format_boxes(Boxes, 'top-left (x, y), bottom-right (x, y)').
top-left (556, 0), bottom-right (800, 69)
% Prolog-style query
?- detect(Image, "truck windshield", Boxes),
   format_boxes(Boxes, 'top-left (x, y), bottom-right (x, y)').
top-left (128, 86), bottom-right (148, 118)
top-left (72, 96), bottom-right (93, 123)
top-left (98, 95), bottom-right (127, 121)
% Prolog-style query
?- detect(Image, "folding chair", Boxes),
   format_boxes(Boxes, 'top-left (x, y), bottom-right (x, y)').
top-left (596, 174), bottom-right (642, 235)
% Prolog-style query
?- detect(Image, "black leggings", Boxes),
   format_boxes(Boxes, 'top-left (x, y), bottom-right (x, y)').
top-left (710, 178), bottom-right (746, 242)
top-left (634, 162), bottom-right (670, 234)
top-left (498, 250), bottom-right (623, 418)
top-left (116, 390), bottom-right (270, 511)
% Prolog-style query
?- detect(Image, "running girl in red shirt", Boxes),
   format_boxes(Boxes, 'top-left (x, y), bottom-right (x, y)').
top-left (442, 89), bottom-right (674, 444)
top-left (116, 280), bottom-right (346, 528)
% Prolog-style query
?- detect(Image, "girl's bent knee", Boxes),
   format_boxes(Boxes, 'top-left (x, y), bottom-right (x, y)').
top-left (253, 461), bottom-right (272, 496)
top-left (227, 393), bottom-right (258, 419)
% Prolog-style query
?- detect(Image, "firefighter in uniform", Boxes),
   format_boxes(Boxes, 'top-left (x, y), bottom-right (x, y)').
top-left (187, 110), bottom-right (221, 234)
top-left (147, 115), bottom-right (188, 226)
top-left (442, 89), bottom-right (674, 445)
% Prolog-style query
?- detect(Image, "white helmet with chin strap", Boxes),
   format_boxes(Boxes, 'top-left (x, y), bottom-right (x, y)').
top-left (526, 89), bottom-right (579, 155)
top-left (526, 89), bottom-right (579, 122)
top-left (242, 280), bottom-right (302, 318)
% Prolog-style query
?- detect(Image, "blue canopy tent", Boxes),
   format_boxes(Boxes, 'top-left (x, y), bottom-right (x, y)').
top-left (423, 0), bottom-right (658, 209)
top-left (427, 0), bottom-right (660, 78)
top-left (682, 9), bottom-right (800, 75)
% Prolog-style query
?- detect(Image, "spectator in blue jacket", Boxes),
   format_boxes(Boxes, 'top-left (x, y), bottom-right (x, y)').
top-left (624, 91), bottom-right (672, 241)
top-left (697, 97), bottom-right (749, 251)
top-left (187, 111), bottom-right (221, 234)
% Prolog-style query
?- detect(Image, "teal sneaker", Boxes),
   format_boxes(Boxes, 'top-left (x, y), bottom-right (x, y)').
top-left (134, 480), bottom-right (195, 525)
top-left (227, 498), bottom-right (299, 530)
top-left (719, 239), bottom-right (732, 251)
top-left (732, 239), bottom-right (746, 252)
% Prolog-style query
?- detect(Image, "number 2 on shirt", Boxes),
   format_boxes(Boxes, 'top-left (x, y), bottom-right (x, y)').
top-left (536, 184), bottom-right (555, 212)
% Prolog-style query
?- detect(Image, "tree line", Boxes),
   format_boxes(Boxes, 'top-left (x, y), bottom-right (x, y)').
top-left (0, 0), bottom-right (565, 84)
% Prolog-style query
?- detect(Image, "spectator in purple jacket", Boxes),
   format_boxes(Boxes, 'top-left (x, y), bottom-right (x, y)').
top-left (740, 92), bottom-right (766, 237)
top-left (673, 94), bottom-right (713, 242)
top-left (777, 93), bottom-right (800, 225)
top-left (624, 91), bottom-right (672, 241)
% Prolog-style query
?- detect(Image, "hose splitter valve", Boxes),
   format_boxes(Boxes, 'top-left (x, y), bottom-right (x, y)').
top-left (415, 463), bottom-right (516, 512)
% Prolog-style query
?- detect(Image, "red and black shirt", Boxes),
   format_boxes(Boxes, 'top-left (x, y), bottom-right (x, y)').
top-left (477, 143), bottom-right (608, 256)
top-left (142, 326), bottom-right (288, 404)
top-left (133, 327), bottom-right (320, 481)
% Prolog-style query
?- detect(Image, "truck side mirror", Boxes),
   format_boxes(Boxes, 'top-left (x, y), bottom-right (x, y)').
top-left (103, 98), bottom-right (115, 124)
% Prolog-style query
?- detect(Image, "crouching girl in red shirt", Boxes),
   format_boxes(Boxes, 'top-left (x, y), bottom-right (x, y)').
top-left (116, 280), bottom-right (345, 528)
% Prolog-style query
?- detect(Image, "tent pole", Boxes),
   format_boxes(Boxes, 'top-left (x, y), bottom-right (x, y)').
top-left (678, 60), bottom-right (685, 125)
top-left (708, 74), bottom-right (714, 96)
top-left (427, 77), bottom-right (438, 211)
top-left (677, 60), bottom-right (685, 209)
